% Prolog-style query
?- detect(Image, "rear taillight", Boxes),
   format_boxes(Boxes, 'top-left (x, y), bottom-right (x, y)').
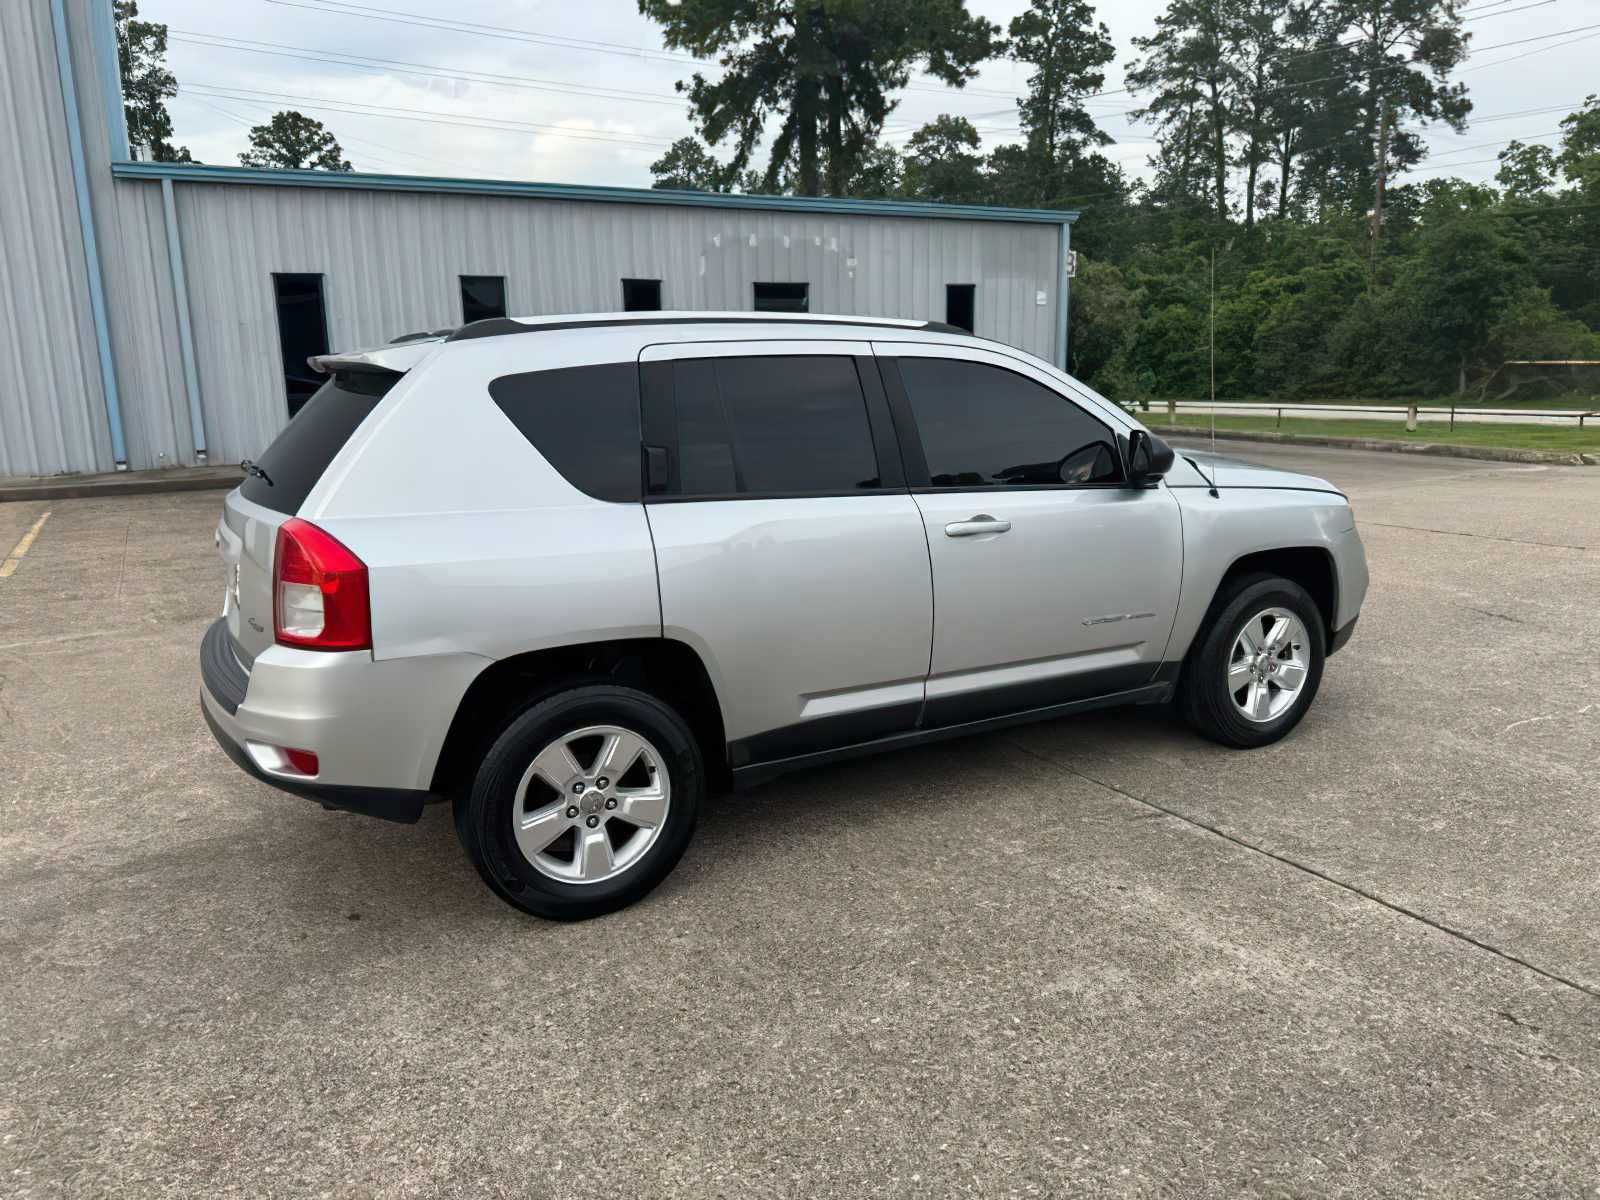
top-left (273, 518), bottom-right (371, 650)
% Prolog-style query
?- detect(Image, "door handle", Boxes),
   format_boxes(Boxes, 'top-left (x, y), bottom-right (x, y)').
top-left (944, 515), bottom-right (1012, 537)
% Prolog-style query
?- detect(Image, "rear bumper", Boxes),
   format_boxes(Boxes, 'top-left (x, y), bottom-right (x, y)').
top-left (198, 617), bottom-right (487, 817)
top-left (201, 696), bottom-right (429, 823)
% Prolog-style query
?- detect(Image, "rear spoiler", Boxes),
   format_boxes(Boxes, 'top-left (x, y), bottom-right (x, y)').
top-left (308, 338), bottom-right (445, 376)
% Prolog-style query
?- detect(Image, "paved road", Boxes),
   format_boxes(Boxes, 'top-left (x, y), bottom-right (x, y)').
top-left (2, 445), bottom-right (1598, 1198)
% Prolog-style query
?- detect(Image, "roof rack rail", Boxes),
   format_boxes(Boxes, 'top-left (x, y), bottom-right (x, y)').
top-left (445, 313), bottom-right (975, 343)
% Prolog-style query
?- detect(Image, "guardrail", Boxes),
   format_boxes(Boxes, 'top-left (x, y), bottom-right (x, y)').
top-left (1119, 399), bottom-right (1600, 430)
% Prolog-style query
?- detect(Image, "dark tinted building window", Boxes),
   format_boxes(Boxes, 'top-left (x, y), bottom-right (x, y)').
top-left (489, 363), bottom-right (642, 502)
top-left (622, 278), bottom-right (662, 311)
top-left (271, 273), bottom-right (330, 417)
top-left (241, 368), bottom-right (398, 515)
top-left (461, 275), bottom-right (507, 324)
top-left (671, 355), bottom-right (880, 496)
top-left (897, 358), bottom-right (1122, 488)
top-left (753, 282), bottom-right (808, 313)
top-left (946, 284), bottom-right (975, 333)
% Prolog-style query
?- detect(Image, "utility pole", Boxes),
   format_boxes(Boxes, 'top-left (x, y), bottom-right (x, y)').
top-left (1368, 95), bottom-right (1392, 289)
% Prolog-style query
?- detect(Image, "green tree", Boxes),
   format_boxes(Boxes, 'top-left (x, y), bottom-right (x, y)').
top-left (901, 115), bottom-right (987, 203)
top-left (1004, 0), bottom-right (1116, 204)
top-left (650, 136), bottom-right (738, 190)
top-left (1228, 0), bottom-right (1300, 226)
top-left (1258, 6), bottom-right (1359, 219)
top-left (113, 0), bottom-right (192, 162)
top-left (843, 141), bottom-right (903, 198)
top-left (1557, 95), bottom-right (1600, 191)
top-left (638, 0), bottom-right (998, 197)
top-left (1396, 212), bottom-right (1532, 394)
top-left (238, 111), bottom-right (352, 171)
top-left (1127, 0), bottom-right (1235, 219)
top-left (1066, 259), bottom-right (1140, 385)
top-left (1316, 0), bottom-right (1472, 211)
top-left (1495, 141), bottom-right (1558, 199)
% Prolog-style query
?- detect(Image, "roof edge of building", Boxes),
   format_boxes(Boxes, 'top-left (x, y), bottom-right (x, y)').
top-left (109, 161), bottom-right (1081, 225)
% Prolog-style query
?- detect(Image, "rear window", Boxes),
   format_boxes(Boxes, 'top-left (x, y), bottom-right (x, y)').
top-left (489, 363), bottom-right (642, 502)
top-left (239, 368), bottom-right (398, 514)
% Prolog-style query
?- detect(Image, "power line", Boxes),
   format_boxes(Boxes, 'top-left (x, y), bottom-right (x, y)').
top-left (259, 0), bottom-right (1026, 100)
top-left (169, 30), bottom-right (687, 107)
top-left (925, 0), bottom-right (1579, 114)
top-left (183, 82), bottom-right (676, 149)
top-left (264, 0), bottom-right (698, 64)
top-left (1461, 25), bottom-right (1600, 72)
top-left (180, 91), bottom-right (483, 176)
top-left (889, 21), bottom-right (1595, 149)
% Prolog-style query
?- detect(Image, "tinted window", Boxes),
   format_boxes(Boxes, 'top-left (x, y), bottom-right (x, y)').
top-left (622, 278), bottom-right (661, 311)
top-left (490, 363), bottom-right (641, 502)
top-left (461, 275), bottom-right (507, 323)
top-left (271, 273), bottom-right (329, 417)
top-left (898, 358), bottom-right (1122, 488)
top-left (241, 368), bottom-right (397, 514)
top-left (946, 284), bottom-right (975, 333)
top-left (753, 282), bottom-right (808, 313)
top-left (671, 356), bottom-right (880, 496)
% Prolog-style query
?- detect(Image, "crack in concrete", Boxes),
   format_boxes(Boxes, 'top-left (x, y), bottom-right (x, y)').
top-left (1008, 739), bottom-right (1600, 1004)
top-left (1463, 605), bottom-right (1522, 623)
top-left (1360, 520), bottom-right (1589, 552)
top-left (1503, 704), bottom-right (1596, 734)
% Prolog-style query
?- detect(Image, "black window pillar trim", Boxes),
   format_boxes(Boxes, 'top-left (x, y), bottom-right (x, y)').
top-left (874, 357), bottom-right (931, 486)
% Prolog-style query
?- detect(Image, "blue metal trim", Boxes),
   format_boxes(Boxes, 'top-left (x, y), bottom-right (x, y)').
top-left (89, 0), bottom-right (128, 160)
top-left (51, 0), bottom-right (127, 467)
top-left (161, 178), bottom-right (206, 457)
top-left (111, 161), bottom-right (1081, 225)
top-left (1054, 221), bottom-right (1071, 371)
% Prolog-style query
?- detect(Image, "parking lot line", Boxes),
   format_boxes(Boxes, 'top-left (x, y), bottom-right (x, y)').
top-left (0, 511), bottom-right (51, 577)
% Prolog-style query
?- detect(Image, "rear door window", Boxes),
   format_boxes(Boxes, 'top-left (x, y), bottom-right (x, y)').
top-left (239, 368), bottom-right (398, 514)
top-left (489, 362), bottom-right (642, 502)
top-left (667, 355), bottom-right (882, 497)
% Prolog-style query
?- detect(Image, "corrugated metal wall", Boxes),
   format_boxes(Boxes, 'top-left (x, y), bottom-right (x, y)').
top-left (167, 184), bottom-right (1061, 465)
top-left (64, 0), bottom-right (193, 472)
top-left (0, 0), bottom-right (112, 477)
top-left (2, 0), bottom-right (1063, 477)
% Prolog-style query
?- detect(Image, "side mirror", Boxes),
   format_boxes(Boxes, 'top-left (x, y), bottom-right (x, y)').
top-left (1126, 430), bottom-right (1175, 486)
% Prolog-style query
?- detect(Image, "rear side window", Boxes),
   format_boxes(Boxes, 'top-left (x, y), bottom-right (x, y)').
top-left (897, 357), bottom-right (1123, 488)
top-left (669, 355), bottom-right (881, 497)
top-left (240, 368), bottom-right (398, 514)
top-left (489, 363), bottom-right (642, 502)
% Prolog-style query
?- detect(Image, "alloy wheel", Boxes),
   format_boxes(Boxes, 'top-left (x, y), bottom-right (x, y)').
top-left (511, 725), bottom-right (671, 884)
top-left (1227, 607), bottom-right (1310, 723)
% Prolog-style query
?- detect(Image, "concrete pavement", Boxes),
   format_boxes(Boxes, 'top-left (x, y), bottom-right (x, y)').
top-left (2, 444), bottom-right (1597, 1198)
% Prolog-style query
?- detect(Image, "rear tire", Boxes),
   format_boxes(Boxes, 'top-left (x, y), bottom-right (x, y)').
top-left (1178, 574), bottom-right (1326, 749)
top-left (455, 684), bottom-right (703, 920)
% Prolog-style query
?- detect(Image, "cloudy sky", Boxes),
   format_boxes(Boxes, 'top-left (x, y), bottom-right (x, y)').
top-left (145, 0), bottom-right (1600, 193)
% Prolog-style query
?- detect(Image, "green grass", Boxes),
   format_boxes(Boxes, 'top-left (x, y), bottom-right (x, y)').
top-left (1150, 395), bottom-right (1600, 411)
top-left (1150, 413), bottom-right (1600, 451)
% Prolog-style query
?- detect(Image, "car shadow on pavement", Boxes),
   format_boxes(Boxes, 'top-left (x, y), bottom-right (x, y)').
top-left (228, 701), bottom-right (1190, 942)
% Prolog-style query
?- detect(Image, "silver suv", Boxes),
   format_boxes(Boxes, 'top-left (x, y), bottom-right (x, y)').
top-left (201, 313), bottom-right (1367, 920)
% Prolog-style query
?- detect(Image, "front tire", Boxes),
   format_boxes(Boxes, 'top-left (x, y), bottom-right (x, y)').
top-left (1178, 574), bottom-right (1326, 749)
top-left (455, 684), bottom-right (703, 920)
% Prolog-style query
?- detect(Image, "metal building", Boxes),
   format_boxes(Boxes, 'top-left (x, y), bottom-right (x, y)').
top-left (2, 0), bottom-right (1079, 480)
